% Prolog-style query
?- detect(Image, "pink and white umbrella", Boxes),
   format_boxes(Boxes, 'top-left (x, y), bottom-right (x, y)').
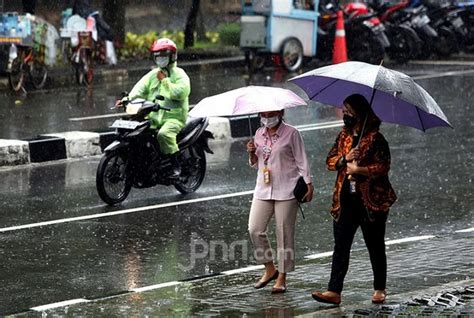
top-left (189, 86), bottom-right (307, 118)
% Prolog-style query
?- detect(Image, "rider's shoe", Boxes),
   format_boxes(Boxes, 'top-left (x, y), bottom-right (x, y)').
top-left (169, 152), bottom-right (181, 179)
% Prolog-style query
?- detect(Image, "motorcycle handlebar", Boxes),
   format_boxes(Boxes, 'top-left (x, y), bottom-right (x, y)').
top-left (112, 93), bottom-right (169, 113)
top-left (152, 104), bottom-right (170, 112)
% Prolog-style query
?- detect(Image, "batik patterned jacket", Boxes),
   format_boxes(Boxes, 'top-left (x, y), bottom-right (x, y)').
top-left (326, 127), bottom-right (397, 221)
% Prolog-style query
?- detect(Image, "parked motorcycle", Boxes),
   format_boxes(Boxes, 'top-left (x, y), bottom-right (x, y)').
top-left (423, 0), bottom-right (469, 55)
top-left (371, 0), bottom-right (423, 63)
top-left (317, 2), bottom-right (390, 64)
top-left (383, 3), bottom-right (447, 58)
top-left (96, 96), bottom-right (214, 205)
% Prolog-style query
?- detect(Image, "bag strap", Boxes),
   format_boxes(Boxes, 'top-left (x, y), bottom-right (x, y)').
top-left (297, 202), bottom-right (305, 219)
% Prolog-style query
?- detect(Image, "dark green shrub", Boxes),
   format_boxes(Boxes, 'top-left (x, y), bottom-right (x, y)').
top-left (217, 23), bottom-right (241, 46)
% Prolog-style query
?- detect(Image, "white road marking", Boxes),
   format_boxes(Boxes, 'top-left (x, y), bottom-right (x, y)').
top-left (304, 251), bottom-right (334, 260)
top-left (130, 281), bottom-right (181, 293)
top-left (295, 120), bottom-right (343, 129)
top-left (413, 69), bottom-right (474, 80)
top-left (455, 227), bottom-right (474, 233)
top-left (385, 235), bottom-right (435, 245)
top-left (222, 265), bottom-right (264, 275)
top-left (0, 190), bottom-right (254, 233)
top-left (305, 235), bottom-right (437, 259)
top-left (298, 123), bottom-right (344, 132)
top-left (31, 298), bottom-right (90, 311)
top-left (410, 60), bottom-right (474, 66)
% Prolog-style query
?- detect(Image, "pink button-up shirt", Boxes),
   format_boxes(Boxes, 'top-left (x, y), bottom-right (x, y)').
top-left (252, 121), bottom-right (312, 200)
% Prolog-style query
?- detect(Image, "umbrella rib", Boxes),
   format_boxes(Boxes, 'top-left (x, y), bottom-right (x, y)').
top-left (415, 106), bottom-right (426, 132)
top-left (308, 78), bottom-right (341, 100)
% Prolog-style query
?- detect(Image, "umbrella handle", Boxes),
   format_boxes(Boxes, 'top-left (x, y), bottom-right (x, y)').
top-left (347, 156), bottom-right (359, 181)
top-left (347, 160), bottom-right (355, 181)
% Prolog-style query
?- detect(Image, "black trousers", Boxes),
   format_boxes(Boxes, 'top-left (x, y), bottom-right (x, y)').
top-left (328, 190), bottom-right (387, 293)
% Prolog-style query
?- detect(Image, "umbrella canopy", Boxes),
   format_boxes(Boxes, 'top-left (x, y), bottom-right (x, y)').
top-left (289, 61), bottom-right (451, 131)
top-left (189, 86), bottom-right (307, 118)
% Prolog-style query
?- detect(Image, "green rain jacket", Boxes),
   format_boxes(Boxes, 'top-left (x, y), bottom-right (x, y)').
top-left (129, 62), bottom-right (190, 129)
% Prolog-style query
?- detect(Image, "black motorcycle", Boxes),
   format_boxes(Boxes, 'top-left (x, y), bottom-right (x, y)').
top-left (370, 0), bottom-right (423, 63)
top-left (96, 97), bottom-right (214, 205)
top-left (424, 0), bottom-right (468, 55)
top-left (404, 5), bottom-right (455, 58)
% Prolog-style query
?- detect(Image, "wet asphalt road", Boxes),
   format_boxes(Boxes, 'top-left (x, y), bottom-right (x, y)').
top-left (0, 62), bottom-right (473, 315)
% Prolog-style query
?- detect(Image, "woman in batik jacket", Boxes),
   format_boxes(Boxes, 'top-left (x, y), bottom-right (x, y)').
top-left (312, 94), bottom-right (397, 306)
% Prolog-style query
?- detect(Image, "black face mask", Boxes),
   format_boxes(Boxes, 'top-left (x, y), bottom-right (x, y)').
top-left (343, 114), bottom-right (358, 128)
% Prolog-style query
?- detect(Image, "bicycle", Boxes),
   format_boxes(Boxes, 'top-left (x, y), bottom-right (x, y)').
top-left (71, 30), bottom-right (94, 88)
top-left (8, 44), bottom-right (48, 92)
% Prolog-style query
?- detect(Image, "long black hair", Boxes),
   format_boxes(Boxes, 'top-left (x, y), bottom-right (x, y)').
top-left (343, 94), bottom-right (381, 130)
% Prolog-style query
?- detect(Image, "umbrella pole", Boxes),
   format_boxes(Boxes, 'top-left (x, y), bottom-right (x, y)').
top-left (355, 88), bottom-right (376, 147)
top-left (248, 115), bottom-right (253, 137)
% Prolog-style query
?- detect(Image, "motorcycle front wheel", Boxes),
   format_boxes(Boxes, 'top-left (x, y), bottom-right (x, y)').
top-left (96, 151), bottom-right (132, 205)
top-left (174, 147), bottom-right (206, 194)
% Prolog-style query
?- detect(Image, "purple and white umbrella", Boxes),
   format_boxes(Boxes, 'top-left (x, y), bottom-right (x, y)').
top-left (289, 61), bottom-right (451, 131)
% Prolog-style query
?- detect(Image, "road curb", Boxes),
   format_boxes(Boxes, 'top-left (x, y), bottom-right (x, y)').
top-left (0, 115), bottom-right (259, 168)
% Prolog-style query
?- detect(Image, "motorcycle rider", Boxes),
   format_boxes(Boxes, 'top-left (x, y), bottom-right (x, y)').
top-left (117, 38), bottom-right (191, 178)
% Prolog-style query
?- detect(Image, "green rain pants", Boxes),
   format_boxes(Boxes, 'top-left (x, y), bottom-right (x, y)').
top-left (155, 119), bottom-right (184, 155)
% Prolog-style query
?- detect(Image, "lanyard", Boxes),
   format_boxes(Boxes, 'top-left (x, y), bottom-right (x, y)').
top-left (263, 133), bottom-right (278, 165)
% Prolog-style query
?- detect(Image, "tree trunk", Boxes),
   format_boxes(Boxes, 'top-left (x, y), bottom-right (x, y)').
top-left (196, 5), bottom-right (206, 42)
top-left (102, 0), bottom-right (127, 47)
top-left (184, 0), bottom-right (201, 48)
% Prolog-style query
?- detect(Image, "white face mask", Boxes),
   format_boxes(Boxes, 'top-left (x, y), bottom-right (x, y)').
top-left (261, 116), bottom-right (280, 128)
top-left (155, 56), bottom-right (169, 68)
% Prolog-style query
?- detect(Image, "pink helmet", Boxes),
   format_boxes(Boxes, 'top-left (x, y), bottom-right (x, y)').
top-left (150, 38), bottom-right (177, 63)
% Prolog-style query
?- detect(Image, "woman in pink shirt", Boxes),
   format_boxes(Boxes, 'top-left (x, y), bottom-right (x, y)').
top-left (246, 110), bottom-right (314, 293)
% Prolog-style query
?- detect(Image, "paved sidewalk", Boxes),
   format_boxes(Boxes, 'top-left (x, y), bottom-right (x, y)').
top-left (19, 230), bottom-right (473, 316)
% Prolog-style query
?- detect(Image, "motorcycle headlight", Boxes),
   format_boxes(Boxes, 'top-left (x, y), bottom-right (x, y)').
top-left (126, 104), bottom-right (141, 115)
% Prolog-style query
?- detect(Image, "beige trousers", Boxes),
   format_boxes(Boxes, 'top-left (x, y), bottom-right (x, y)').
top-left (248, 198), bottom-right (298, 273)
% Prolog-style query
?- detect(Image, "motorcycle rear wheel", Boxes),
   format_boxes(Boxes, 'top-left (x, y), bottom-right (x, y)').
top-left (174, 147), bottom-right (206, 194)
top-left (387, 26), bottom-right (421, 63)
top-left (347, 27), bottom-right (385, 64)
top-left (96, 151), bottom-right (132, 205)
top-left (434, 26), bottom-right (458, 57)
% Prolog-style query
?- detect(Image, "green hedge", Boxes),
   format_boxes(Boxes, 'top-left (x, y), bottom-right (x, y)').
top-left (217, 23), bottom-right (241, 47)
top-left (119, 23), bottom-right (241, 59)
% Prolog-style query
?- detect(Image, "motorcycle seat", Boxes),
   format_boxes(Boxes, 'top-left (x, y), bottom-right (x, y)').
top-left (177, 117), bottom-right (206, 142)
